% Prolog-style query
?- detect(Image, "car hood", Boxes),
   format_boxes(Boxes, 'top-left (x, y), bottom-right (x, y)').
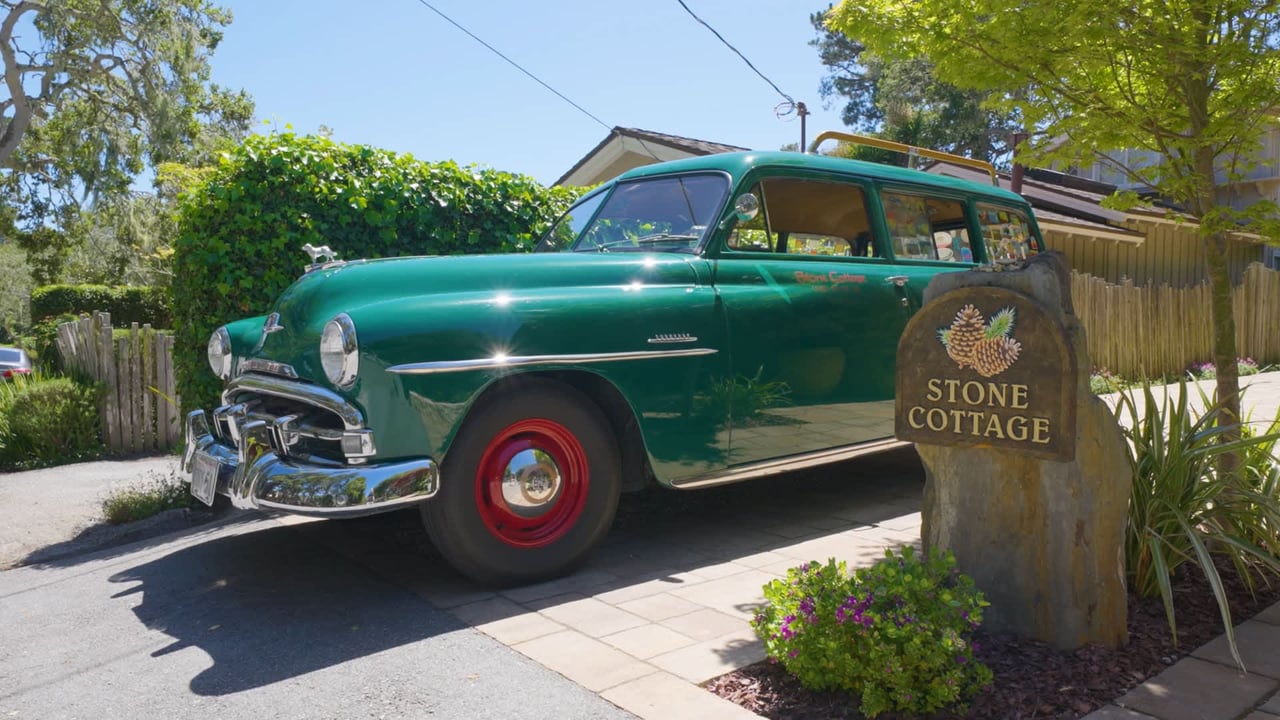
top-left (260, 251), bottom-right (704, 357)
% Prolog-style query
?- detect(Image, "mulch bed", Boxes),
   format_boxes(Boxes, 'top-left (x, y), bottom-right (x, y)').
top-left (707, 561), bottom-right (1280, 719)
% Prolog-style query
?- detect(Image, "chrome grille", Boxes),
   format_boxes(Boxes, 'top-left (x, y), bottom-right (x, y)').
top-left (215, 373), bottom-right (376, 465)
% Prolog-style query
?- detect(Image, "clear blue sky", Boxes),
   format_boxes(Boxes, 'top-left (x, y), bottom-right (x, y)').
top-left (208, 0), bottom-right (848, 185)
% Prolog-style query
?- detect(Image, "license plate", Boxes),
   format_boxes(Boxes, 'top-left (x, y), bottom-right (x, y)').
top-left (191, 451), bottom-right (220, 506)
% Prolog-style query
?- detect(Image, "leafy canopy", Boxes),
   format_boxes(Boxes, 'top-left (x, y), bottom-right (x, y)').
top-left (826, 0), bottom-right (1280, 232)
top-left (809, 10), bottom-right (1020, 165)
top-left (0, 0), bottom-right (253, 226)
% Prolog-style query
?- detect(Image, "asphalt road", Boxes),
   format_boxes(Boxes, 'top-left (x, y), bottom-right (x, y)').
top-left (0, 513), bottom-right (635, 720)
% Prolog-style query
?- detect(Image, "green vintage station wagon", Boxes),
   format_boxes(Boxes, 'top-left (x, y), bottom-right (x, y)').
top-left (184, 134), bottom-right (1044, 585)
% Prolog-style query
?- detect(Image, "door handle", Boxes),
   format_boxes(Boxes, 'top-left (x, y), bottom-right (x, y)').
top-left (886, 275), bottom-right (909, 287)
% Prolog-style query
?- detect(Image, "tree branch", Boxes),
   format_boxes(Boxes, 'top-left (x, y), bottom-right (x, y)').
top-left (0, 1), bottom-right (45, 165)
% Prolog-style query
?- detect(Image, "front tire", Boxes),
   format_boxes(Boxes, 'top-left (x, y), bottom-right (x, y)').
top-left (421, 380), bottom-right (621, 585)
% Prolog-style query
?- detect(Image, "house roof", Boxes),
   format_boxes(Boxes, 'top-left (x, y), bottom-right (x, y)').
top-left (555, 127), bottom-right (749, 187)
top-left (923, 162), bottom-right (1200, 244)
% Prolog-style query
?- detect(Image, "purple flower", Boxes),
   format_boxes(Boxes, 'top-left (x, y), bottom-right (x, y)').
top-left (788, 649), bottom-right (799, 658)
top-left (799, 597), bottom-right (816, 618)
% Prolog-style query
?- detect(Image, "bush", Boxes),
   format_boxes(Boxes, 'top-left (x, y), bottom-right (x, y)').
top-left (752, 548), bottom-right (992, 718)
top-left (12, 313), bottom-right (78, 373)
top-left (1115, 379), bottom-right (1280, 668)
top-left (30, 284), bottom-right (171, 327)
top-left (102, 472), bottom-right (192, 524)
top-left (1090, 368), bottom-right (1124, 394)
top-left (172, 132), bottom-right (583, 413)
top-left (1187, 357), bottom-right (1261, 380)
top-left (0, 374), bottom-right (104, 470)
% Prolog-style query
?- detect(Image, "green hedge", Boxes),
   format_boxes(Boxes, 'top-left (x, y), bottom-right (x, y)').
top-left (31, 285), bottom-right (172, 327)
top-left (172, 133), bottom-right (581, 412)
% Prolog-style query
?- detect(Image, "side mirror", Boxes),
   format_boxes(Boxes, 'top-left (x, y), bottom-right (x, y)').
top-left (720, 193), bottom-right (760, 230)
top-left (733, 193), bottom-right (760, 222)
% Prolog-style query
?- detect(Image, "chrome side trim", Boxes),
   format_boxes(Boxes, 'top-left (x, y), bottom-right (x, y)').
top-left (223, 373), bottom-right (363, 430)
top-left (670, 438), bottom-right (910, 490)
top-left (184, 410), bottom-right (439, 518)
top-left (387, 348), bottom-right (719, 375)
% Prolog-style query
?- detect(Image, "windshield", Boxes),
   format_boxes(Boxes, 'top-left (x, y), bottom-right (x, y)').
top-left (539, 174), bottom-right (729, 254)
top-left (0, 348), bottom-right (23, 364)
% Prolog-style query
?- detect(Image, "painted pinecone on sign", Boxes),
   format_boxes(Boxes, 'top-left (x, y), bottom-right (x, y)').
top-left (971, 335), bottom-right (1022, 376)
top-left (971, 307), bottom-right (1020, 376)
top-left (943, 304), bottom-right (985, 367)
top-left (937, 305), bottom-right (1021, 376)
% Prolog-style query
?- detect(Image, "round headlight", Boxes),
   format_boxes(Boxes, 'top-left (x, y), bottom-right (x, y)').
top-left (207, 326), bottom-right (232, 380)
top-left (320, 313), bottom-right (358, 388)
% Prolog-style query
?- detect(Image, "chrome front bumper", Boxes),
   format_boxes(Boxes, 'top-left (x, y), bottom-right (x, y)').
top-left (182, 409), bottom-right (440, 518)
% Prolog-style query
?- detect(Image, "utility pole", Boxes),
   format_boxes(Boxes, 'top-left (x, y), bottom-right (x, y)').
top-left (797, 101), bottom-right (809, 151)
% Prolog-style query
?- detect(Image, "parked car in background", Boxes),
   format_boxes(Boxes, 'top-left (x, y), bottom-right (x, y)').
top-left (0, 347), bottom-right (32, 380)
top-left (184, 133), bottom-right (1045, 585)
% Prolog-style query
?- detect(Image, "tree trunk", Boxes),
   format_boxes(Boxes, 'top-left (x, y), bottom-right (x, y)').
top-left (1204, 230), bottom-right (1242, 473)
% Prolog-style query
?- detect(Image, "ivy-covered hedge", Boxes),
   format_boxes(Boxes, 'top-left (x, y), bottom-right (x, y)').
top-left (31, 285), bottom-right (172, 327)
top-left (172, 133), bottom-right (582, 412)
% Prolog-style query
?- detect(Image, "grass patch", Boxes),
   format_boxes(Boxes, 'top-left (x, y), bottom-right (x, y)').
top-left (102, 472), bottom-right (192, 525)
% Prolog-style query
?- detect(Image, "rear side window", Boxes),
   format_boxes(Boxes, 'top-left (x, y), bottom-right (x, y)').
top-left (977, 204), bottom-right (1041, 262)
top-left (727, 177), bottom-right (876, 257)
top-left (881, 191), bottom-right (973, 262)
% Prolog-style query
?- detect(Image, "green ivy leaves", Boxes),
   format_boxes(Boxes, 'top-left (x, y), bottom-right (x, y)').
top-left (170, 132), bottom-right (582, 412)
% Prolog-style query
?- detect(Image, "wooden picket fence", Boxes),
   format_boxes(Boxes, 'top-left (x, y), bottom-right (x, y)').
top-left (1072, 262), bottom-right (1280, 379)
top-left (55, 312), bottom-right (181, 453)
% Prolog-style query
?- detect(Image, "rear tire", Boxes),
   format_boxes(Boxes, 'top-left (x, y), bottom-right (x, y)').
top-left (421, 380), bottom-right (621, 586)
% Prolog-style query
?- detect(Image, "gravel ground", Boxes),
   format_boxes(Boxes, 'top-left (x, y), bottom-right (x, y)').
top-left (0, 454), bottom-right (191, 569)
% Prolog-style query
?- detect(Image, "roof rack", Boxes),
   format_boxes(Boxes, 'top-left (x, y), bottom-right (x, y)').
top-left (807, 131), bottom-right (999, 187)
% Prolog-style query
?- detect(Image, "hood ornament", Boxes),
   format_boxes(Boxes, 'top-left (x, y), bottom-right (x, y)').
top-left (302, 243), bottom-right (343, 274)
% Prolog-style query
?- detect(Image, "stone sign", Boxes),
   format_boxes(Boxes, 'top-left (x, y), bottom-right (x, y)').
top-left (896, 286), bottom-right (1077, 461)
top-left (902, 253), bottom-right (1130, 651)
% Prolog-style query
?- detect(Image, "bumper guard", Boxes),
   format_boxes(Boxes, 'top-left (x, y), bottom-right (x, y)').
top-left (182, 409), bottom-right (439, 518)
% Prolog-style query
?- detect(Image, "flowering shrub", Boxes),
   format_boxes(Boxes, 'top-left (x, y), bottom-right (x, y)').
top-left (752, 547), bottom-right (992, 718)
top-left (1090, 368), bottom-right (1123, 394)
top-left (1188, 357), bottom-right (1260, 380)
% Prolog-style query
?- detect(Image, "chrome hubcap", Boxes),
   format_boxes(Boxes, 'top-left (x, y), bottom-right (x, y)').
top-left (500, 448), bottom-right (563, 518)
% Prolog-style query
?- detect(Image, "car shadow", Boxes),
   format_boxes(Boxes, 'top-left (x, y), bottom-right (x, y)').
top-left (328, 446), bottom-right (927, 616)
top-left (105, 517), bottom-right (470, 696)
top-left (82, 446), bottom-right (921, 696)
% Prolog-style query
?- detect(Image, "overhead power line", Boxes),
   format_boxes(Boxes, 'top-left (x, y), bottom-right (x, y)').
top-left (410, 0), bottom-right (612, 133)
top-left (675, 0), bottom-right (795, 108)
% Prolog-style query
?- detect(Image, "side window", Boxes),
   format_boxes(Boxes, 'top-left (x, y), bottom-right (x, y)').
top-left (977, 204), bottom-right (1041, 262)
top-left (881, 191), bottom-right (972, 262)
top-left (727, 177), bottom-right (874, 257)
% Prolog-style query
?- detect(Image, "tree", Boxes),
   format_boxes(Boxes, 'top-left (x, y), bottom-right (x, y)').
top-left (809, 9), bottom-right (1020, 164)
top-left (827, 0), bottom-right (1280, 442)
top-left (0, 0), bottom-right (253, 227)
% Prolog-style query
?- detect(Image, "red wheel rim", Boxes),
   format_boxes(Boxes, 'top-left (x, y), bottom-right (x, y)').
top-left (474, 417), bottom-right (589, 548)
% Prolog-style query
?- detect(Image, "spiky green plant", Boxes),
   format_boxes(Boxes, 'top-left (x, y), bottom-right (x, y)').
top-left (1115, 378), bottom-right (1280, 669)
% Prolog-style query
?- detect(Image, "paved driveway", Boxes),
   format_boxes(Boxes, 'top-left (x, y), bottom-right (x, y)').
top-left (0, 448), bottom-right (925, 720)
top-left (0, 513), bottom-right (637, 720)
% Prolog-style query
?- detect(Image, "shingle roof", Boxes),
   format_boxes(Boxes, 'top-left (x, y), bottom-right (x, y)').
top-left (614, 127), bottom-right (749, 156)
top-left (555, 127), bottom-right (749, 186)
